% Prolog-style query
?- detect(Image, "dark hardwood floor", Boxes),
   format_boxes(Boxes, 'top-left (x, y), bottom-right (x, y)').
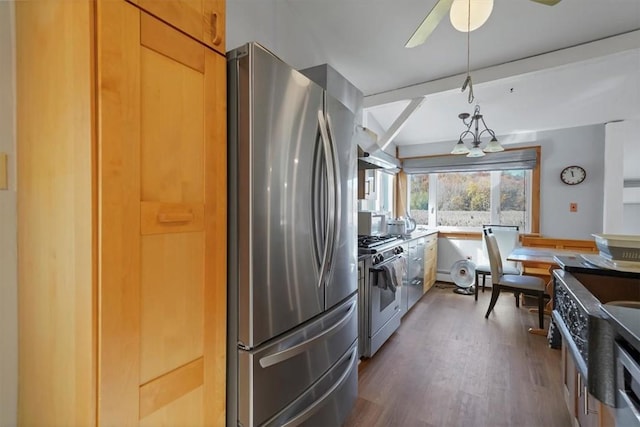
top-left (343, 283), bottom-right (572, 427)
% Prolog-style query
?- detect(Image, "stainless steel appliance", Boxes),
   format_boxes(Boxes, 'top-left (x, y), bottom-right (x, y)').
top-left (360, 245), bottom-right (404, 358)
top-left (601, 302), bottom-right (640, 427)
top-left (406, 237), bottom-right (425, 311)
top-left (227, 43), bottom-right (358, 427)
top-left (357, 234), bottom-right (399, 253)
top-left (357, 211), bottom-right (387, 236)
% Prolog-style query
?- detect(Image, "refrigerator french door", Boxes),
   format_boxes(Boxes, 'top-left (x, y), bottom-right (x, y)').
top-left (227, 42), bottom-right (358, 427)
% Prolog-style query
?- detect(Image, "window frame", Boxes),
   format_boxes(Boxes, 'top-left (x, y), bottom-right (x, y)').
top-left (401, 146), bottom-right (541, 233)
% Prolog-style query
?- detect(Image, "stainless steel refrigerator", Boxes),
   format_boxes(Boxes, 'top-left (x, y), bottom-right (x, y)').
top-left (227, 42), bottom-right (358, 427)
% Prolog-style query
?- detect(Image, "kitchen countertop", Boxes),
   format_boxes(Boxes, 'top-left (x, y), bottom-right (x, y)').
top-left (600, 303), bottom-right (640, 351)
top-left (556, 255), bottom-right (640, 279)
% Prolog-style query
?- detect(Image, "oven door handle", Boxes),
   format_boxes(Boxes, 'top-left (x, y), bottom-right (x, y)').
top-left (370, 254), bottom-right (402, 272)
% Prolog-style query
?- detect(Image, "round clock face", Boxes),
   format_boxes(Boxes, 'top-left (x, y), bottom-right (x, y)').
top-left (560, 165), bottom-right (586, 185)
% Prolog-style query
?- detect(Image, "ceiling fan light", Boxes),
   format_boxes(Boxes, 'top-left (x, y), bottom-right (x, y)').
top-left (466, 145), bottom-right (486, 157)
top-left (483, 137), bottom-right (505, 153)
top-left (450, 0), bottom-right (494, 32)
top-left (451, 139), bottom-right (471, 155)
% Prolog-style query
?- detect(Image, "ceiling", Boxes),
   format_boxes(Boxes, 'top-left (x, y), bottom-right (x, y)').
top-left (226, 0), bottom-right (640, 147)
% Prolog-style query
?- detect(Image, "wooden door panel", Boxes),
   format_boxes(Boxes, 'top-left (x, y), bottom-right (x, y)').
top-left (140, 46), bottom-right (204, 203)
top-left (97, 1), bottom-right (142, 425)
top-left (140, 386), bottom-right (204, 427)
top-left (140, 232), bottom-right (205, 383)
top-left (99, 3), bottom-right (226, 423)
top-left (135, 0), bottom-right (225, 54)
top-left (139, 357), bottom-right (204, 419)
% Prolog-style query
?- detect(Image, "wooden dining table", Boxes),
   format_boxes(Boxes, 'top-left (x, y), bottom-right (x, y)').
top-left (507, 246), bottom-right (593, 335)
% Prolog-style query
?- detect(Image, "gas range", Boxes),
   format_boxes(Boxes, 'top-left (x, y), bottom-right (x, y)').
top-left (357, 235), bottom-right (401, 254)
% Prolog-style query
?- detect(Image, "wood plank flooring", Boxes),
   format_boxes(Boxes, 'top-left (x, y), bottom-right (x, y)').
top-left (343, 284), bottom-right (572, 427)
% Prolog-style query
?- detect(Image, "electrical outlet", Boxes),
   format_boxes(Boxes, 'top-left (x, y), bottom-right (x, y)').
top-left (570, 202), bottom-right (578, 212)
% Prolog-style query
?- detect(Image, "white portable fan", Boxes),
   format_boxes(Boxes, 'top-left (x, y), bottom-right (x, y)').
top-left (450, 259), bottom-right (476, 296)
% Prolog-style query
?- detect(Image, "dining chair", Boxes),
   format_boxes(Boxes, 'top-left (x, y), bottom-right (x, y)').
top-left (474, 225), bottom-right (521, 301)
top-left (483, 229), bottom-right (547, 329)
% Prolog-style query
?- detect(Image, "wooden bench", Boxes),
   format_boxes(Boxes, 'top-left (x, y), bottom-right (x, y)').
top-left (518, 236), bottom-right (598, 307)
top-left (520, 236), bottom-right (597, 278)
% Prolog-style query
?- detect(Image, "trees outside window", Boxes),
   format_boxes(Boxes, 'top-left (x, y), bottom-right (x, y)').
top-left (409, 174), bottom-right (429, 226)
top-left (409, 169), bottom-right (531, 231)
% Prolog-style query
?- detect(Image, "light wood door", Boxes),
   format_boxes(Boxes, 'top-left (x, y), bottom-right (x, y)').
top-left (98, 2), bottom-right (226, 425)
top-left (131, 0), bottom-right (225, 55)
top-left (423, 235), bottom-right (437, 293)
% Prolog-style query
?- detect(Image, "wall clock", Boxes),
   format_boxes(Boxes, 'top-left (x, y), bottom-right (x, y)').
top-left (560, 165), bottom-right (586, 185)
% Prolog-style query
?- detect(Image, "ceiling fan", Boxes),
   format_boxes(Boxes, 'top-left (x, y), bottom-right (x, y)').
top-left (405, 0), bottom-right (562, 48)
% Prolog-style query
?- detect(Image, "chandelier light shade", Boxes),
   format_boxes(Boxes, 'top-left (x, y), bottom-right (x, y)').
top-left (450, 105), bottom-right (504, 157)
top-left (450, 0), bottom-right (494, 32)
top-left (483, 136), bottom-right (505, 153)
top-left (451, 139), bottom-right (471, 155)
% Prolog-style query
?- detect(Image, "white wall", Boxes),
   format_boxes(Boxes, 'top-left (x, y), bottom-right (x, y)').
top-left (0, 2), bottom-right (17, 426)
top-left (537, 125), bottom-right (605, 239)
top-left (623, 204), bottom-right (640, 235)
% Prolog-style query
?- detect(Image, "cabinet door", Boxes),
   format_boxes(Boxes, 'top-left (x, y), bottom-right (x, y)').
top-left (423, 235), bottom-right (437, 293)
top-left (577, 372), bottom-right (605, 427)
top-left (98, 2), bottom-right (226, 425)
top-left (131, 0), bottom-right (225, 54)
top-left (562, 341), bottom-right (580, 427)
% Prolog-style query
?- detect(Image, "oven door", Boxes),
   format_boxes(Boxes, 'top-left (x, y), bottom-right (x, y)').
top-left (367, 257), bottom-right (401, 357)
top-left (615, 342), bottom-right (640, 427)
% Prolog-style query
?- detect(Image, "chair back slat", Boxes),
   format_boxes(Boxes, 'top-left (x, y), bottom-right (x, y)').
top-left (484, 231), bottom-right (503, 282)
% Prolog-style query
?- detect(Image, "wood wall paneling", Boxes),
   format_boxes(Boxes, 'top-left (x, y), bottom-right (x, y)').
top-left (16, 1), bottom-right (96, 425)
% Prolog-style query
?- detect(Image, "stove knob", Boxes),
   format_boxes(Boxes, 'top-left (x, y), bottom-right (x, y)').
top-left (377, 254), bottom-right (384, 264)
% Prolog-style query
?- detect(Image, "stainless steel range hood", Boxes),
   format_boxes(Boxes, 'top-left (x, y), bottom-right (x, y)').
top-left (355, 126), bottom-right (401, 172)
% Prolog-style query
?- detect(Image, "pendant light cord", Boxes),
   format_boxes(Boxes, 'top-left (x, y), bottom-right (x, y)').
top-left (462, 0), bottom-right (475, 104)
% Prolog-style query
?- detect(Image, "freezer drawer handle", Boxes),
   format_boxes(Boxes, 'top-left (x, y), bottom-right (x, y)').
top-left (280, 346), bottom-right (357, 427)
top-left (259, 299), bottom-right (356, 368)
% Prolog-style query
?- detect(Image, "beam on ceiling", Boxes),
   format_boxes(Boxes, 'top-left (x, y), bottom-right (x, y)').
top-left (365, 29), bottom-right (640, 108)
top-left (378, 97), bottom-right (426, 150)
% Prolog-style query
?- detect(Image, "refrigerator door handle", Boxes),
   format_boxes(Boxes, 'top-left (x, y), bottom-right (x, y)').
top-left (279, 346), bottom-right (358, 427)
top-left (324, 113), bottom-right (342, 278)
top-left (258, 298), bottom-right (357, 368)
top-left (317, 110), bottom-right (336, 288)
top-left (311, 135), bottom-right (326, 267)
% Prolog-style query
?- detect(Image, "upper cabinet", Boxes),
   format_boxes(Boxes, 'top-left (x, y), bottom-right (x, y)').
top-left (132, 0), bottom-right (225, 54)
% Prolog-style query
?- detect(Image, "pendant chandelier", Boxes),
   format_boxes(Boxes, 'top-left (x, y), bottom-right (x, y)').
top-left (450, 0), bottom-right (504, 157)
top-left (450, 105), bottom-right (503, 157)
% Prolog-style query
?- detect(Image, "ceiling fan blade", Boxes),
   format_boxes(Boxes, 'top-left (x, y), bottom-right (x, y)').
top-left (529, 0), bottom-right (562, 5)
top-left (405, 0), bottom-right (455, 48)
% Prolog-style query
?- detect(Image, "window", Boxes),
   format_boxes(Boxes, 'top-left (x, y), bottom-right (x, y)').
top-left (409, 174), bottom-right (430, 226)
top-left (358, 170), bottom-right (395, 216)
top-left (408, 169), bottom-right (532, 231)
